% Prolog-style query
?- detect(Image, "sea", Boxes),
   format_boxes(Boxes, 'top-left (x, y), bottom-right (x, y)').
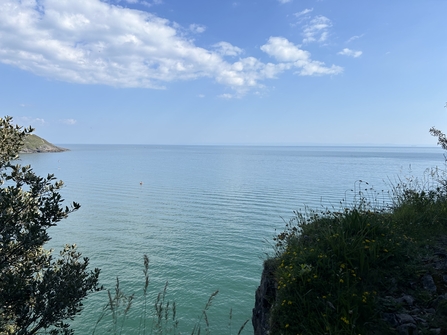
top-left (18, 145), bottom-right (446, 335)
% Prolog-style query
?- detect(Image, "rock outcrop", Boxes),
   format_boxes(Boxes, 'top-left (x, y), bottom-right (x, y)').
top-left (252, 260), bottom-right (277, 335)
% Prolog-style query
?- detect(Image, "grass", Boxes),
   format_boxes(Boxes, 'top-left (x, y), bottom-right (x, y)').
top-left (268, 174), bottom-right (447, 335)
top-left (92, 254), bottom-right (249, 335)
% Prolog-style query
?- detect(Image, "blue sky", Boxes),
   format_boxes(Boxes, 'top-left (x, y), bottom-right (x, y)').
top-left (0, 0), bottom-right (446, 145)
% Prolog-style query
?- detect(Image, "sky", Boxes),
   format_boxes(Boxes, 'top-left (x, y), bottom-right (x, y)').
top-left (0, 0), bottom-right (446, 145)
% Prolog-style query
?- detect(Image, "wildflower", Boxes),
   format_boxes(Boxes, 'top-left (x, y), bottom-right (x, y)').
top-left (341, 316), bottom-right (349, 324)
top-left (340, 263), bottom-right (346, 269)
top-left (285, 324), bottom-right (289, 328)
top-left (288, 300), bottom-right (292, 305)
top-left (339, 279), bottom-right (344, 283)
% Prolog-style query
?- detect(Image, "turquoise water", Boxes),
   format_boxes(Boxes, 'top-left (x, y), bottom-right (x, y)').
top-left (19, 145), bottom-right (445, 334)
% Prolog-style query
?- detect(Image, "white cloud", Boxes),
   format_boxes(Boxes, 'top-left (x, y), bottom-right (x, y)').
top-left (346, 34), bottom-right (364, 43)
top-left (111, 0), bottom-right (162, 6)
top-left (189, 24), bottom-right (206, 34)
top-left (261, 37), bottom-right (342, 76)
top-left (19, 117), bottom-right (46, 126)
top-left (278, 0), bottom-right (292, 3)
top-left (0, 0), bottom-right (341, 95)
top-left (60, 118), bottom-right (77, 125)
top-left (294, 8), bottom-right (313, 18)
top-left (213, 42), bottom-right (243, 57)
top-left (302, 15), bottom-right (332, 44)
top-left (338, 48), bottom-right (362, 58)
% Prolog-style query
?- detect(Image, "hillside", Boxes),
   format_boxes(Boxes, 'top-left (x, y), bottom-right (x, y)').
top-left (20, 134), bottom-right (68, 153)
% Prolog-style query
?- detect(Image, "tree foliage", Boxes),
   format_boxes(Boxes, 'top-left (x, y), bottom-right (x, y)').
top-left (430, 126), bottom-right (447, 151)
top-left (0, 116), bottom-right (101, 335)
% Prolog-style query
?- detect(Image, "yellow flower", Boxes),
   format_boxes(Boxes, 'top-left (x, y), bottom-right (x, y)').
top-left (341, 316), bottom-right (349, 324)
top-left (339, 279), bottom-right (344, 283)
top-left (285, 324), bottom-right (289, 328)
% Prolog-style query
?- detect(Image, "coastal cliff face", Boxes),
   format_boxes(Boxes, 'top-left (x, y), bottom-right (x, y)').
top-left (252, 260), bottom-right (277, 335)
top-left (20, 134), bottom-right (68, 153)
top-left (253, 238), bottom-right (447, 335)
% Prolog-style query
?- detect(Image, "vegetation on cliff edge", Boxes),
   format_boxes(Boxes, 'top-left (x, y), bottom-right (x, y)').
top-left (268, 174), bottom-right (447, 334)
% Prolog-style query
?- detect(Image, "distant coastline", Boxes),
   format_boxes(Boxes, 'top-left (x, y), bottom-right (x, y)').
top-left (20, 134), bottom-right (69, 154)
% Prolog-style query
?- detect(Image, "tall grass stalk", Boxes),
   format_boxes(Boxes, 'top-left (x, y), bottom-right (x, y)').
top-left (94, 256), bottom-right (248, 335)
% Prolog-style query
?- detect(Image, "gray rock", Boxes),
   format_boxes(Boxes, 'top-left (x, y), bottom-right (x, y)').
top-left (397, 295), bottom-right (415, 306)
top-left (396, 313), bottom-right (415, 325)
top-left (397, 323), bottom-right (417, 335)
top-left (421, 274), bottom-right (437, 293)
top-left (382, 312), bottom-right (398, 327)
top-left (252, 261), bottom-right (277, 335)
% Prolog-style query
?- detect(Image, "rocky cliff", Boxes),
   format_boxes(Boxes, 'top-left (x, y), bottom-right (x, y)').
top-left (252, 237), bottom-right (447, 335)
top-left (252, 260), bottom-right (277, 335)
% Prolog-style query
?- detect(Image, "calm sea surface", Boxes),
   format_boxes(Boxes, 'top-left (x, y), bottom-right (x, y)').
top-left (19, 145), bottom-right (445, 334)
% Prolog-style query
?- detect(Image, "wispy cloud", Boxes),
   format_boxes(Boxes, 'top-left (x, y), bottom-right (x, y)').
top-left (346, 34), bottom-right (364, 43)
top-left (302, 15), bottom-right (332, 44)
top-left (19, 116), bottom-right (46, 126)
top-left (60, 118), bottom-right (77, 125)
top-left (219, 93), bottom-right (234, 99)
top-left (189, 24), bottom-right (206, 33)
top-left (213, 42), bottom-right (243, 57)
top-left (110, 0), bottom-right (163, 6)
top-left (261, 37), bottom-right (343, 76)
top-left (0, 0), bottom-right (341, 96)
top-left (338, 48), bottom-right (362, 58)
top-left (277, 0), bottom-right (292, 3)
top-left (294, 8), bottom-right (313, 18)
